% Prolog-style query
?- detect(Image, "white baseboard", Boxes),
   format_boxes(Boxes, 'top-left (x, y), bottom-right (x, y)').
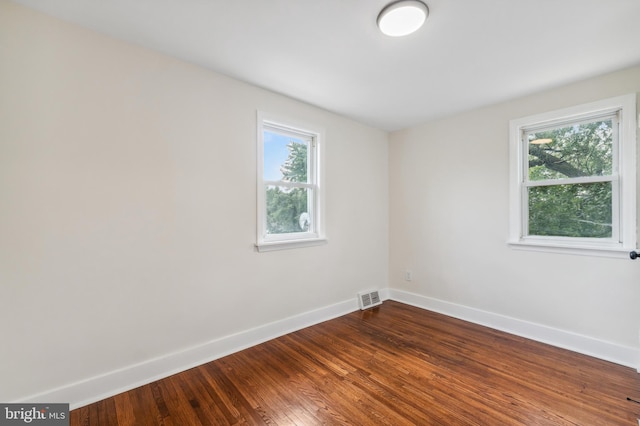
top-left (388, 288), bottom-right (639, 369)
top-left (17, 297), bottom-right (361, 410)
top-left (17, 287), bottom-right (637, 410)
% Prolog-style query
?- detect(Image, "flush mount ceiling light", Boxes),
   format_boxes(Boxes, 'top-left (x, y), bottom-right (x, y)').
top-left (377, 0), bottom-right (429, 37)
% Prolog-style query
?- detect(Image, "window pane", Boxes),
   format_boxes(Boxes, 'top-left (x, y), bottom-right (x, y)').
top-left (266, 185), bottom-right (312, 234)
top-left (527, 120), bottom-right (613, 181)
top-left (528, 182), bottom-right (612, 238)
top-left (263, 130), bottom-right (308, 183)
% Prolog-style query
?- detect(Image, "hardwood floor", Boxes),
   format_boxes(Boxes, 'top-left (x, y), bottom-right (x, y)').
top-left (71, 301), bottom-right (640, 425)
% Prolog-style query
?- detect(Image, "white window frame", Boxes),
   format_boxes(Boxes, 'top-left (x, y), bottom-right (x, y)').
top-left (256, 111), bottom-right (326, 252)
top-left (508, 94), bottom-right (637, 258)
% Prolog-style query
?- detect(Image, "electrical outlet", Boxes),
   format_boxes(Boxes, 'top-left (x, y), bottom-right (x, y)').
top-left (404, 270), bottom-right (413, 281)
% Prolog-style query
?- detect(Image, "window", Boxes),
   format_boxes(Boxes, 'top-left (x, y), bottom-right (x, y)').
top-left (256, 112), bottom-right (325, 251)
top-left (509, 94), bottom-right (637, 257)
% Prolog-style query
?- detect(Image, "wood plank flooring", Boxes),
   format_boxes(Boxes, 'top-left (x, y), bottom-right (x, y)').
top-left (71, 301), bottom-right (640, 425)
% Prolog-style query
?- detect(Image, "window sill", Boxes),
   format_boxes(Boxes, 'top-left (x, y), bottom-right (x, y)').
top-left (508, 239), bottom-right (634, 259)
top-left (255, 238), bottom-right (327, 252)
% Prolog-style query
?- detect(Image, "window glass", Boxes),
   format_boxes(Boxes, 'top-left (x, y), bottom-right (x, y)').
top-left (266, 185), bottom-right (312, 234)
top-left (528, 182), bottom-right (612, 238)
top-left (523, 115), bottom-right (617, 240)
top-left (263, 131), bottom-right (309, 182)
top-left (527, 119), bottom-right (613, 181)
top-left (263, 129), bottom-right (313, 236)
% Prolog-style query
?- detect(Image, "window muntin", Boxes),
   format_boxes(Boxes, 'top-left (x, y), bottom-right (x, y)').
top-left (508, 94), bottom-right (636, 257)
top-left (257, 113), bottom-right (324, 251)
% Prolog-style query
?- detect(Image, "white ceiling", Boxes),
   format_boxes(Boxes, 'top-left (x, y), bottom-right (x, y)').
top-left (11, 0), bottom-right (640, 131)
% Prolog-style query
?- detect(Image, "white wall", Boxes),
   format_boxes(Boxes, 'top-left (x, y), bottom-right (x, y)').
top-left (3, 0), bottom-right (638, 408)
top-left (390, 65), bottom-right (640, 362)
top-left (0, 2), bottom-right (388, 404)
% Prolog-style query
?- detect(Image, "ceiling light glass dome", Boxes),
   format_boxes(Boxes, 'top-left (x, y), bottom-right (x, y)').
top-left (377, 0), bottom-right (429, 37)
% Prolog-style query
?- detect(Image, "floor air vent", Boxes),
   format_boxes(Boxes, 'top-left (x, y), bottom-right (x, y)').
top-left (358, 290), bottom-right (382, 310)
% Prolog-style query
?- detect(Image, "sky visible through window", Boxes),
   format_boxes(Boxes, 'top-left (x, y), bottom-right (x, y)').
top-left (264, 131), bottom-right (299, 181)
